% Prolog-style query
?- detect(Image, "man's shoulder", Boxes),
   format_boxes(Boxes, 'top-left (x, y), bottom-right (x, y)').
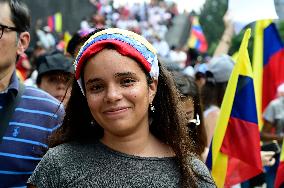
top-left (23, 86), bottom-right (59, 103)
top-left (22, 86), bottom-right (64, 114)
top-left (268, 97), bottom-right (284, 108)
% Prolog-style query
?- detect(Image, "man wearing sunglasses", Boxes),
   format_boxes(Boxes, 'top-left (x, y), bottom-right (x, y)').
top-left (0, 0), bottom-right (64, 187)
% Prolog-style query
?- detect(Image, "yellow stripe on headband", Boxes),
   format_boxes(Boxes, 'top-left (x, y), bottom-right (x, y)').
top-left (83, 28), bottom-right (157, 55)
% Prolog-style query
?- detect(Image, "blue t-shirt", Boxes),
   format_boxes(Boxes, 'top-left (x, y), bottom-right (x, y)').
top-left (0, 71), bottom-right (64, 188)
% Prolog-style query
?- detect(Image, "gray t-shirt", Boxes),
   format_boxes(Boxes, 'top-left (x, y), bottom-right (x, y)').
top-left (28, 142), bottom-right (215, 188)
top-left (263, 97), bottom-right (284, 136)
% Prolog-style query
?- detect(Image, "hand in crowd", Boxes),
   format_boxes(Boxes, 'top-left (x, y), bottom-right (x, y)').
top-left (213, 11), bottom-right (235, 57)
top-left (260, 151), bottom-right (276, 167)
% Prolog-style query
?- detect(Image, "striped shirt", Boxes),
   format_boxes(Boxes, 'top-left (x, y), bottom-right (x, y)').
top-left (0, 71), bottom-right (64, 188)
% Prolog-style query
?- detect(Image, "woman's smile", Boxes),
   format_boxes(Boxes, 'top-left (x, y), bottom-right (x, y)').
top-left (103, 106), bottom-right (131, 118)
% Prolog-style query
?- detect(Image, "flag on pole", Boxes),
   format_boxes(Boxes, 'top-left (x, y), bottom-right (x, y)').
top-left (63, 31), bottom-right (72, 52)
top-left (275, 140), bottom-right (284, 188)
top-left (47, 12), bottom-right (63, 33)
top-left (54, 12), bottom-right (62, 33)
top-left (253, 20), bottom-right (284, 116)
top-left (187, 16), bottom-right (208, 53)
top-left (47, 16), bottom-right (54, 32)
top-left (206, 29), bottom-right (262, 187)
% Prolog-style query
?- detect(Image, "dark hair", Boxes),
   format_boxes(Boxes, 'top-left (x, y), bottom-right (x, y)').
top-left (201, 71), bottom-right (218, 110)
top-left (215, 82), bottom-right (228, 107)
top-left (0, 0), bottom-right (30, 32)
top-left (171, 71), bottom-right (207, 156)
top-left (201, 70), bottom-right (228, 109)
top-left (66, 33), bottom-right (81, 58)
top-left (66, 28), bottom-right (105, 58)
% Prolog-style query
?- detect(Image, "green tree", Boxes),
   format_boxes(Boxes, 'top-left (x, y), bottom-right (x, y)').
top-left (199, 0), bottom-right (228, 55)
top-left (277, 20), bottom-right (284, 41)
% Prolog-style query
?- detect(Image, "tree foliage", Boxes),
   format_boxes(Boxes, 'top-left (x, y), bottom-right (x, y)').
top-left (199, 0), bottom-right (228, 55)
top-left (277, 20), bottom-right (284, 41)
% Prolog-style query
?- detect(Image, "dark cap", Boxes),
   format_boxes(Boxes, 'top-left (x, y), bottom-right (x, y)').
top-left (37, 53), bottom-right (74, 76)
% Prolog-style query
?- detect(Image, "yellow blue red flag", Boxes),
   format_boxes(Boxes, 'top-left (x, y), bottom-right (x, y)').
top-left (206, 29), bottom-right (262, 187)
top-left (47, 12), bottom-right (62, 33)
top-left (187, 16), bottom-right (208, 53)
top-left (253, 20), bottom-right (284, 130)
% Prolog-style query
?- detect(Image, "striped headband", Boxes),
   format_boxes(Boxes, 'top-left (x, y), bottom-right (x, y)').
top-left (74, 28), bottom-right (159, 95)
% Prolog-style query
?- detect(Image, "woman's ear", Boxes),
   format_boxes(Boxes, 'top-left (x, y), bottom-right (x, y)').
top-left (17, 31), bottom-right (30, 55)
top-left (148, 79), bottom-right (158, 103)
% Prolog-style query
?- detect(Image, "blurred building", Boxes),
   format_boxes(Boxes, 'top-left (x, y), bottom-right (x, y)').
top-left (22, 0), bottom-right (95, 46)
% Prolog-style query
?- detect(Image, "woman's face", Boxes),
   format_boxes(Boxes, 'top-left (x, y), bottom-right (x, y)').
top-left (83, 49), bottom-right (157, 137)
top-left (182, 97), bottom-right (194, 120)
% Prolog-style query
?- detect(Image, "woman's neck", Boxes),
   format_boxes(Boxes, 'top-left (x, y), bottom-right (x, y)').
top-left (101, 128), bottom-right (175, 158)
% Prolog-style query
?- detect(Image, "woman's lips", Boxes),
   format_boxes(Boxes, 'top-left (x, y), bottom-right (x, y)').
top-left (103, 107), bottom-right (130, 116)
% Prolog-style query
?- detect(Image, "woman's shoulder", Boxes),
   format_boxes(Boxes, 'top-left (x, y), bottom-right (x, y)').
top-left (204, 105), bottom-right (220, 118)
top-left (190, 158), bottom-right (216, 187)
top-left (49, 142), bottom-right (79, 151)
top-left (191, 158), bottom-right (209, 175)
top-left (46, 142), bottom-right (93, 160)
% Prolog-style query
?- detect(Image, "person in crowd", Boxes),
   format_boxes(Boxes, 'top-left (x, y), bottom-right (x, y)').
top-left (152, 33), bottom-right (170, 58)
top-left (168, 46), bottom-right (187, 69)
top-left (24, 41), bottom-right (47, 87)
top-left (201, 54), bottom-right (235, 147)
top-left (36, 52), bottom-right (74, 107)
top-left (262, 82), bottom-right (284, 144)
top-left (171, 71), bottom-right (208, 161)
top-left (36, 26), bottom-right (56, 51)
top-left (194, 62), bottom-right (208, 91)
top-left (0, 0), bottom-right (64, 187)
top-left (200, 70), bottom-right (219, 148)
top-left (27, 28), bottom-right (216, 187)
top-left (66, 28), bottom-right (102, 58)
top-left (258, 83), bottom-right (284, 188)
top-left (212, 11), bottom-right (234, 58)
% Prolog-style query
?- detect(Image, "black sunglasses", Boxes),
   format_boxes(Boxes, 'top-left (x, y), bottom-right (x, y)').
top-left (0, 23), bottom-right (19, 39)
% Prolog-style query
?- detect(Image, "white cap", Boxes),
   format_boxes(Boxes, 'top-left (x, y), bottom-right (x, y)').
top-left (277, 83), bottom-right (284, 96)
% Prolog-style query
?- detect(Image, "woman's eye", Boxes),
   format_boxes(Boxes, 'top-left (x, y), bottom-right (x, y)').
top-left (87, 84), bottom-right (103, 93)
top-left (186, 111), bottom-right (194, 119)
top-left (121, 78), bottom-right (136, 86)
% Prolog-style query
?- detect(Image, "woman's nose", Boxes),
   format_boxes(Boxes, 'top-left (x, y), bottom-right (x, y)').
top-left (103, 84), bottom-right (122, 103)
top-left (56, 83), bottom-right (67, 91)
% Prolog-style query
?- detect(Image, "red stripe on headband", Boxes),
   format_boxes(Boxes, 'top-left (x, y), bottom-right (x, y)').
top-left (75, 40), bottom-right (152, 79)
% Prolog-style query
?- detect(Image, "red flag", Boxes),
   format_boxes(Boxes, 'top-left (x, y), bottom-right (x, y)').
top-left (47, 16), bottom-right (54, 32)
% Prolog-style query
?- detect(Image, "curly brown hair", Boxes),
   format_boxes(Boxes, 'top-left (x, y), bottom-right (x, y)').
top-left (171, 71), bottom-right (207, 156)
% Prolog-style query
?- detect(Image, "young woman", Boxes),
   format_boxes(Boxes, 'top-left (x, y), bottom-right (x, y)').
top-left (27, 28), bottom-right (215, 187)
top-left (171, 71), bottom-right (207, 160)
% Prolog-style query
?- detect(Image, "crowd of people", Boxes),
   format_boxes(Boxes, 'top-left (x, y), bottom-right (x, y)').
top-left (0, 0), bottom-right (283, 187)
